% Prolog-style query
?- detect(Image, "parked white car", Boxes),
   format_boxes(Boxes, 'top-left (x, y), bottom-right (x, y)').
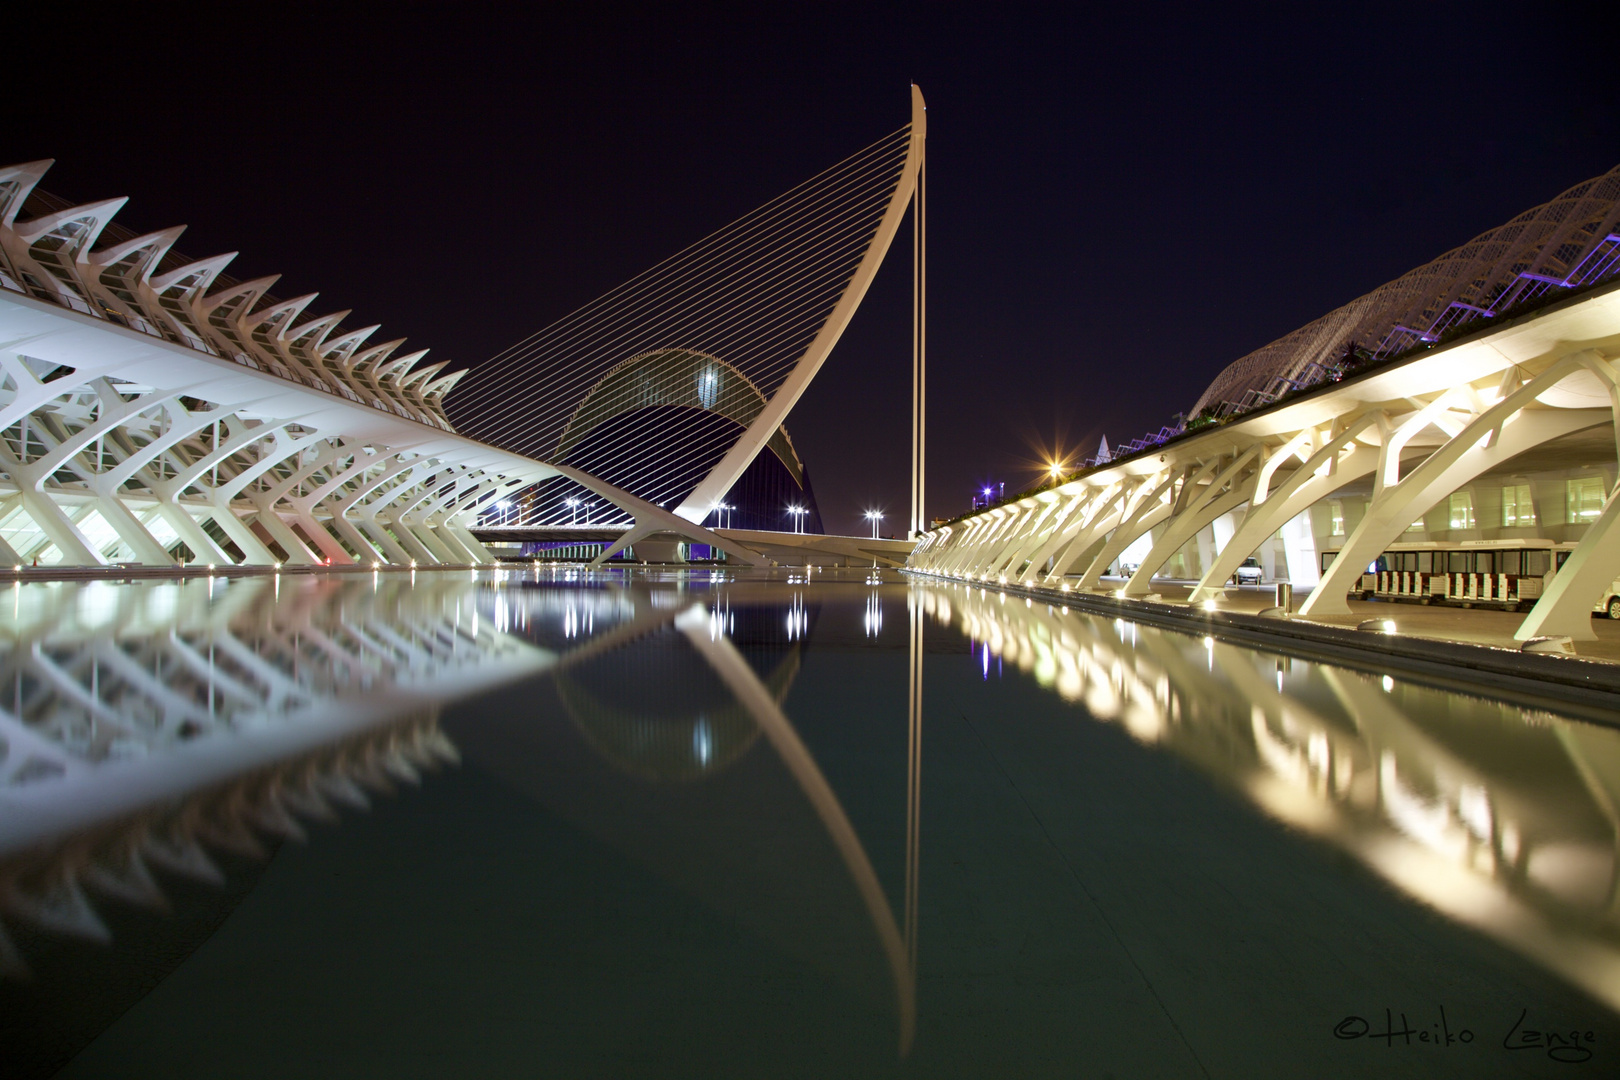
top-left (1232, 557), bottom-right (1264, 585)
top-left (1593, 578), bottom-right (1620, 619)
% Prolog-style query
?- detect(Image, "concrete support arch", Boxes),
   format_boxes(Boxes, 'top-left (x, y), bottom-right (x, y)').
top-left (1302, 348), bottom-right (1615, 619)
top-left (1124, 449), bottom-right (1261, 596)
top-left (1188, 419), bottom-right (1384, 602)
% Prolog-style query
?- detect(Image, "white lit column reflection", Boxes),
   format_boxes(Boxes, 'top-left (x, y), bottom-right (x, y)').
top-left (916, 581), bottom-right (1620, 1017)
top-left (865, 591), bottom-right (883, 637)
top-left (906, 588), bottom-right (922, 977)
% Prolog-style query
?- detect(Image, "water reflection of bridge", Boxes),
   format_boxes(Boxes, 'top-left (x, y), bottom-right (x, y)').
top-left (919, 581), bottom-right (1620, 1013)
top-left (0, 574), bottom-right (920, 1055)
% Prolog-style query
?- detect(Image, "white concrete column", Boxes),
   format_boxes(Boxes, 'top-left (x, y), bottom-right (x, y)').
top-left (203, 500), bottom-right (280, 564)
top-left (1124, 478), bottom-right (1255, 596)
top-left (150, 503), bottom-right (232, 564)
top-left (14, 490), bottom-right (103, 564)
top-left (248, 499), bottom-right (321, 565)
top-left (1075, 500), bottom-right (1176, 591)
top-left (445, 519), bottom-right (494, 563)
top-left (1187, 432), bottom-right (1380, 602)
top-left (1301, 353), bottom-right (1606, 617)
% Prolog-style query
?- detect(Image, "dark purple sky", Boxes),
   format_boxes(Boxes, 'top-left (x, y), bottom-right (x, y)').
top-left (11, 4), bottom-right (1619, 533)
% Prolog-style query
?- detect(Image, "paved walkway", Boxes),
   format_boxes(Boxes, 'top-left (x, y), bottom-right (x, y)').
top-left (1096, 577), bottom-right (1620, 664)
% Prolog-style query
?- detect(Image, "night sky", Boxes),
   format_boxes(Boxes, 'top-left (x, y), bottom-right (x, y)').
top-left (11, 5), bottom-right (1619, 534)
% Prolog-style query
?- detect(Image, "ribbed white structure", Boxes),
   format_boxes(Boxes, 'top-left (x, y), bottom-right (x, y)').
top-left (0, 160), bottom-right (755, 569)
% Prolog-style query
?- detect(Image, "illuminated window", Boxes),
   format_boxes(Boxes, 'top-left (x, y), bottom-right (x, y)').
top-left (1448, 491), bottom-right (1475, 530)
top-left (1567, 476), bottom-right (1606, 521)
top-left (1501, 483), bottom-right (1534, 526)
top-left (1330, 502), bottom-right (1345, 536)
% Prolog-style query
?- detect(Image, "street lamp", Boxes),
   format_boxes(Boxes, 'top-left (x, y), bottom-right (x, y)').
top-left (864, 509), bottom-right (883, 538)
top-left (787, 505), bottom-right (806, 533)
top-left (496, 498), bottom-right (512, 525)
top-left (565, 497), bottom-right (579, 524)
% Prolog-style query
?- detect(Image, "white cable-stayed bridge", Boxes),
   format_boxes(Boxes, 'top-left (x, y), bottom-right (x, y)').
top-left (0, 87), bottom-right (930, 573)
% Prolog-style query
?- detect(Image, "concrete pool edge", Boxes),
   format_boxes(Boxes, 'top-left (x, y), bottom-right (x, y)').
top-left (903, 570), bottom-right (1620, 726)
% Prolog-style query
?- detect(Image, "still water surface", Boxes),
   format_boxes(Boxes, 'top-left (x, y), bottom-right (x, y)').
top-left (2, 569), bottom-right (1618, 1078)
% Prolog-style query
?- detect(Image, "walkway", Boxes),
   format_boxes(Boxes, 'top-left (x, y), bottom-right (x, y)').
top-left (1101, 576), bottom-right (1620, 663)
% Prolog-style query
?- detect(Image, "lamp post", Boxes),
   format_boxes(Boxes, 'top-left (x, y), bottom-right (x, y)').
top-left (787, 505), bottom-right (806, 533)
top-left (865, 509), bottom-right (883, 538)
top-left (497, 499), bottom-right (512, 525)
top-left (566, 497), bottom-right (579, 525)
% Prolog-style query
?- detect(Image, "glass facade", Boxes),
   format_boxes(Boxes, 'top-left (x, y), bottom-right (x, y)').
top-left (1501, 482), bottom-right (1534, 526)
top-left (1568, 476), bottom-right (1606, 521)
top-left (1448, 491), bottom-right (1475, 530)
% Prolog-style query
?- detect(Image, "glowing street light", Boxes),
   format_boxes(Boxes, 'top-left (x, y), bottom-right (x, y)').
top-left (864, 509), bottom-right (884, 538)
top-left (496, 498), bottom-right (512, 525)
top-left (565, 496), bottom-right (580, 524)
top-left (1049, 461), bottom-right (1064, 480)
top-left (787, 505), bottom-right (806, 533)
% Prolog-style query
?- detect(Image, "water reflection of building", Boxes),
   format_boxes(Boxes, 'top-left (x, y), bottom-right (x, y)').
top-left (0, 574), bottom-right (552, 976)
top-left (921, 582), bottom-right (1620, 1013)
top-left (2, 578), bottom-right (916, 1054)
top-left (0, 714), bottom-right (453, 978)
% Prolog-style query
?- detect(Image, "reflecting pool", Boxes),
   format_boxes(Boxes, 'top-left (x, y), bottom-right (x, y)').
top-left (3, 569), bottom-right (1618, 1077)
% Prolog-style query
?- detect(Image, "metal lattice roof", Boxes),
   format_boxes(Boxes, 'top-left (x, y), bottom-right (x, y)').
top-left (1191, 163), bottom-right (1620, 418)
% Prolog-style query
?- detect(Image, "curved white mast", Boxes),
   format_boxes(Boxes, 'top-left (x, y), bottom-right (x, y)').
top-left (674, 85), bottom-right (928, 524)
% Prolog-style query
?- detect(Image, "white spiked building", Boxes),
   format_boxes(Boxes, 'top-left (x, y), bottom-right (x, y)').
top-left (0, 159), bottom-right (748, 569)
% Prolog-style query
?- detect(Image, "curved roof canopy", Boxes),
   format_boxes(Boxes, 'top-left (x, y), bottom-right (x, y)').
top-left (1192, 162), bottom-right (1620, 417)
